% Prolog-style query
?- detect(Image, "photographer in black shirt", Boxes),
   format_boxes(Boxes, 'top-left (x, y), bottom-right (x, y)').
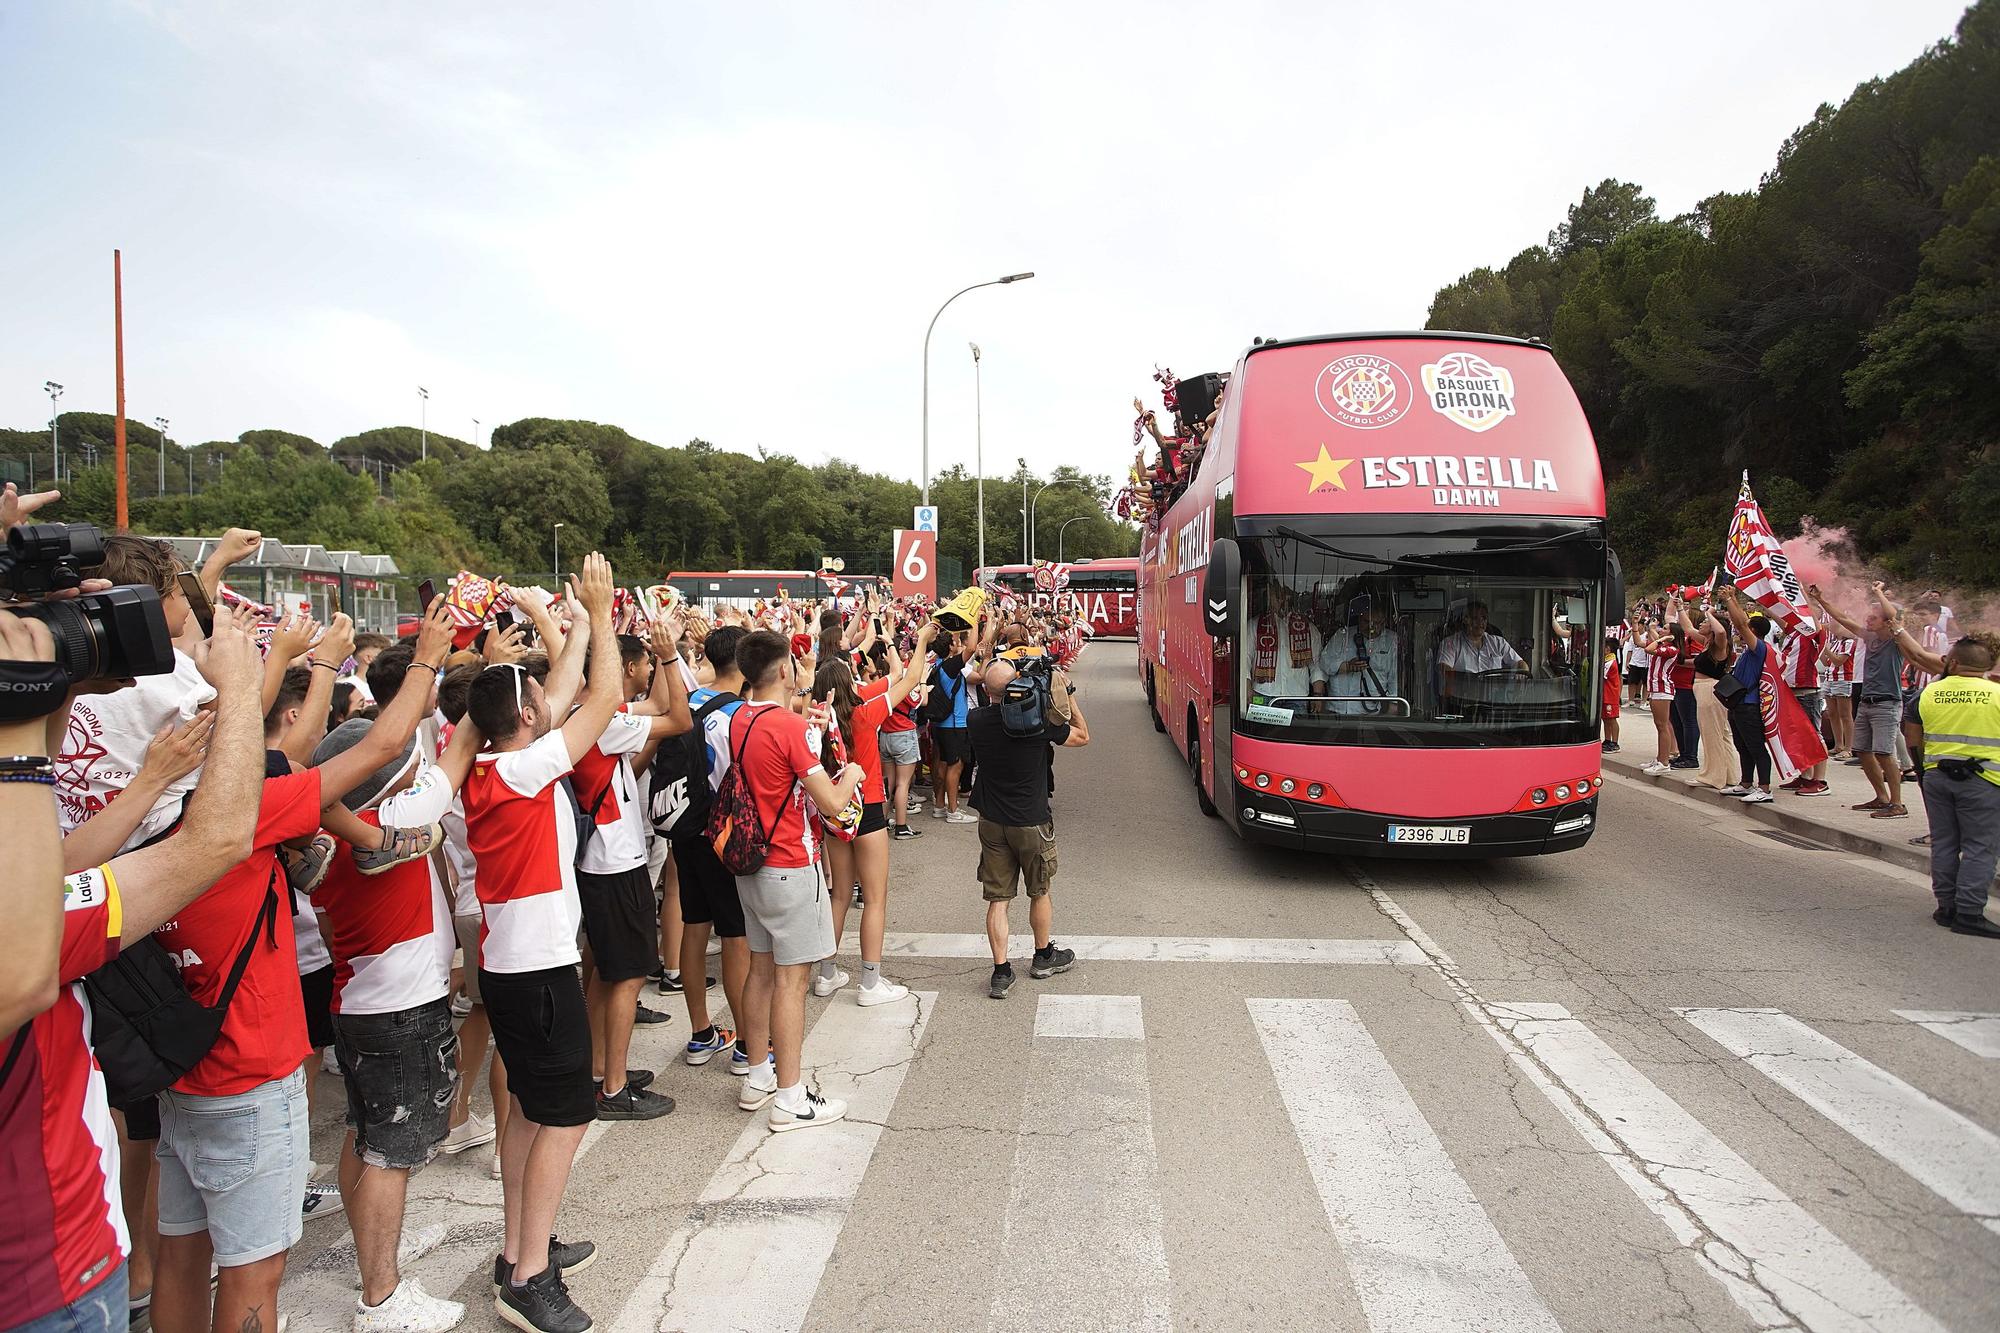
top-left (966, 659), bottom-right (1090, 999)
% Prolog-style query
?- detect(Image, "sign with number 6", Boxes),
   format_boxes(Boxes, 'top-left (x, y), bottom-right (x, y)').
top-left (892, 529), bottom-right (936, 602)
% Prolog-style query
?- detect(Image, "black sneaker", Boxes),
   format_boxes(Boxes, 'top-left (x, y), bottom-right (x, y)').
top-left (891, 824), bottom-right (922, 839)
top-left (592, 1069), bottom-right (654, 1092)
top-left (1933, 903), bottom-right (1957, 928)
top-left (1030, 943), bottom-right (1076, 979)
top-left (1951, 917), bottom-right (2000, 940)
top-left (988, 965), bottom-right (1015, 999)
top-left (595, 1084), bottom-right (676, 1121)
top-left (493, 1237), bottom-right (597, 1292)
top-left (655, 974), bottom-right (717, 995)
top-left (633, 1001), bottom-right (671, 1025)
top-left (496, 1264), bottom-right (591, 1333)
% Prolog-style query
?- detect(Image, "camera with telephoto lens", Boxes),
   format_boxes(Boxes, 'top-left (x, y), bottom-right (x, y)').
top-left (0, 522), bottom-right (176, 719)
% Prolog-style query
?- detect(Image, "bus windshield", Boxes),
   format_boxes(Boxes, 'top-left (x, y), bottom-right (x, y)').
top-left (1236, 525), bottom-right (1605, 748)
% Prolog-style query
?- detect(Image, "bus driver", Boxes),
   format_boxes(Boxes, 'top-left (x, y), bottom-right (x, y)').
top-left (1437, 599), bottom-right (1527, 707)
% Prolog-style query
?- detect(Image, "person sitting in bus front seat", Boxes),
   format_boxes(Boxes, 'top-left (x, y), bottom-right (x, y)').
top-left (1250, 584), bottom-right (1327, 711)
top-left (1437, 600), bottom-right (1527, 702)
top-left (1320, 605), bottom-right (1400, 716)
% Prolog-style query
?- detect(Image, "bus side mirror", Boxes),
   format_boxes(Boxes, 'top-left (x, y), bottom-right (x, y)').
top-left (1204, 538), bottom-right (1240, 639)
top-left (1607, 547), bottom-right (1626, 621)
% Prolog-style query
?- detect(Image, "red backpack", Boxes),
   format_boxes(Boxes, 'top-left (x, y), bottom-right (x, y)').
top-left (707, 708), bottom-right (787, 875)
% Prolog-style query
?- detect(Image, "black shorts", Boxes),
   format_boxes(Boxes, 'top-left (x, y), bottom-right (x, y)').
top-left (577, 866), bottom-right (661, 983)
top-left (117, 1095), bottom-right (160, 1142)
top-left (933, 725), bottom-right (970, 765)
top-left (334, 998), bottom-right (458, 1169)
top-left (299, 963), bottom-right (336, 1050)
top-left (673, 836), bottom-right (746, 938)
top-left (1623, 665), bottom-right (1644, 685)
top-left (858, 801), bottom-right (888, 837)
top-left (479, 965), bottom-right (595, 1127)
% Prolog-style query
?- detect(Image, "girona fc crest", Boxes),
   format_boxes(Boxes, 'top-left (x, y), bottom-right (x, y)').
top-left (1315, 354), bottom-right (1413, 430)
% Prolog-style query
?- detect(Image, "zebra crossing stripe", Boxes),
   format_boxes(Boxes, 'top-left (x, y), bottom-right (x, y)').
top-left (1494, 1002), bottom-right (1943, 1333)
top-left (1893, 1009), bottom-right (2000, 1059)
top-left (856, 930), bottom-right (1425, 965)
top-left (1247, 998), bottom-right (1561, 1333)
top-left (607, 992), bottom-right (935, 1333)
top-left (990, 995), bottom-right (1172, 1331)
top-left (1680, 1006), bottom-right (2000, 1236)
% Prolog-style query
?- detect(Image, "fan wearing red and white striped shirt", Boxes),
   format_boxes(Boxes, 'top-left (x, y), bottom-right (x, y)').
top-left (1639, 624), bottom-right (1683, 774)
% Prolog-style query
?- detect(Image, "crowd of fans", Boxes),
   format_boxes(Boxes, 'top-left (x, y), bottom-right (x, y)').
top-left (0, 481), bottom-right (1092, 1333)
top-left (1609, 582), bottom-right (2000, 923)
top-left (1116, 367), bottom-right (1224, 526)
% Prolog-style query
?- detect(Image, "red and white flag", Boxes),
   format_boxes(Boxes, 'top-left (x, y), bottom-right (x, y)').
top-left (1757, 645), bottom-right (1828, 782)
top-left (1724, 473), bottom-right (1814, 633)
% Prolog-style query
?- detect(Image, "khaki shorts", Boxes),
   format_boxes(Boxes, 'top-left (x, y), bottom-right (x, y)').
top-left (979, 819), bottom-right (1058, 901)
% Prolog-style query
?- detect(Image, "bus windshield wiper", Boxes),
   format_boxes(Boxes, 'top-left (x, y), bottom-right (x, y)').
top-left (1274, 526), bottom-right (1474, 575)
top-left (1450, 530), bottom-right (1598, 557)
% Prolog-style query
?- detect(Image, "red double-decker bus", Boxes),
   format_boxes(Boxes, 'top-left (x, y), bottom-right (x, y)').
top-left (1139, 331), bottom-right (1621, 856)
top-left (975, 558), bottom-right (1139, 638)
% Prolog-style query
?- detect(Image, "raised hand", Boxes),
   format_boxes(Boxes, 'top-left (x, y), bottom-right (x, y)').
top-left (313, 612), bottom-right (356, 669)
top-left (0, 481), bottom-right (61, 536)
top-left (416, 597), bottom-right (457, 662)
top-left (138, 711), bottom-right (215, 786)
top-left (483, 620), bottom-right (527, 664)
top-left (213, 527), bottom-right (264, 567)
top-left (574, 552), bottom-right (615, 618)
top-left (194, 606), bottom-right (263, 698)
top-left (268, 610), bottom-right (322, 664)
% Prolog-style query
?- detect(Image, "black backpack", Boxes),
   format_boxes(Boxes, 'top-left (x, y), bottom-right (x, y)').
top-left (1000, 659), bottom-right (1054, 738)
top-left (922, 662), bottom-right (963, 726)
top-left (84, 870), bottom-right (281, 1104)
top-left (649, 691), bottom-right (738, 840)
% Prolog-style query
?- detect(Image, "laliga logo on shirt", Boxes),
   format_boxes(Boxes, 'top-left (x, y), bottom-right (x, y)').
top-left (1315, 354), bottom-right (1414, 430)
top-left (1421, 352), bottom-right (1517, 433)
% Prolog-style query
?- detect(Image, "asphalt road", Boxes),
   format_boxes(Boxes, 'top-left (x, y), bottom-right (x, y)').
top-left (281, 645), bottom-right (2000, 1333)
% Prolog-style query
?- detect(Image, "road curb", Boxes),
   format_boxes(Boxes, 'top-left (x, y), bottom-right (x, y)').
top-left (1600, 750), bottom-right (1933, 875)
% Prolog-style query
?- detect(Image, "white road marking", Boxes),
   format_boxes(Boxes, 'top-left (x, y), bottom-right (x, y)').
top-left (850, 930), bottom-right (1425, 965)
top-left (1340, 860), bottom-right (1944, 1333)
top-left (1496, 1002), bottom-right (1944, 1333)
top-left (1894, 1009), bottom-right (2000, 1059)
top-left (1033, 993), bottom-right (1144, 1039)
top-left (608, 992), bottom-right (934, 1333)
top-left (990, 995), bottom-right (1171, 1331)
top-left (1681, 1006), bottom-right (2000, 1235)
top-left (1248, 998), bottom-right (1560, 1333)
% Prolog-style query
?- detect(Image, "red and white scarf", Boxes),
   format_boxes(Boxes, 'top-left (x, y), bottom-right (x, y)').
top-left (1252, 612), bottom-right (1313, 683)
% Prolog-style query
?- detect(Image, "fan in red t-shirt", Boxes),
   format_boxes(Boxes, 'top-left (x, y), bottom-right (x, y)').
top-left (1639, 622), bottom-right (1683, 774)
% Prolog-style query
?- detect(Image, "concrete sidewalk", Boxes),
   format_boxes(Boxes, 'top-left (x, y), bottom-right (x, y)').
top-left (1604, 704), bottom-right (1945, 877)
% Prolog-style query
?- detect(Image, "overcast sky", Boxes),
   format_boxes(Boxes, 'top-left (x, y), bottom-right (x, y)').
top-left (0, 0), bottom-right (1971, 500)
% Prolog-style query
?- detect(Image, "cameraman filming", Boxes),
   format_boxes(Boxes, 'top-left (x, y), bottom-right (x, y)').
top-left (1, 484), bottom-right (272, 1333)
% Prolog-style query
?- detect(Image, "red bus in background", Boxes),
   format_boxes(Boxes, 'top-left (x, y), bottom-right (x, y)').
top-left (1139, 331), bottom-right (1622, 857)
top-left (976, 558), bottom-right (1139, 638)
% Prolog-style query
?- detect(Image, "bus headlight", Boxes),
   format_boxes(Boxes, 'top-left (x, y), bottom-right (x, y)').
top-left (1555, 784), bottom-right (1571, 800)
top-left (1255, 773), bottom-right (1270, 788)
top-left (1307, 783), bottom-right (1325, 800)
top-left (1280, 778), bottom-right (1296, 794)
top-left (1531, 788), bottom-right (1549, 805)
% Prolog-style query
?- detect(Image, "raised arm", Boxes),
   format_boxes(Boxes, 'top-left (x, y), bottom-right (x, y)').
top-left (560, 553), bottom-right (625, 766)
top-left (1716, 586), bottom-right (1755, 645)
top-left (282, 612), bottom-right (353, 768)
top-left (102, 606), bottom-right (269, 944)
top-left (1807, 584), bottom-right (1864, 637)
top-left (261, 610), bottom-right (321, 713)
top-left (1060, 689), bottom-right (1091, 747)
top-left (541, 590), bottom-right (592, 719)
top-left (199, 527), bottom-right (263, 603)
top-left (316, 600), bottom-right (454, 808)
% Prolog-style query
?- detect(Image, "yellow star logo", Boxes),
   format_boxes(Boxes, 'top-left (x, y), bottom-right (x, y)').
top-left (1296, 445), bottom-right (1354, 492)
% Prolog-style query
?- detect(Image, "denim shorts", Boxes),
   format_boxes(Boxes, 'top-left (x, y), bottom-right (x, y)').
top-left (333, 998), bottom-right (460, 1170)
top-left (878, 728), bottom-right (920, 766)
top-left (155, 1065), bottom-right (309, 1266)
top-left (1854, 698), bottom-right (1903, 754)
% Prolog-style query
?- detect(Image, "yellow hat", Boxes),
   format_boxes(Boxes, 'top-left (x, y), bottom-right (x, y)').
top-left (931, 585), bottom-right (988, 633)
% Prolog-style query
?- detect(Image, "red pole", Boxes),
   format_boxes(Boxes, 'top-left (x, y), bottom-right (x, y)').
top-left (114, 249), bottom-right (129, 531)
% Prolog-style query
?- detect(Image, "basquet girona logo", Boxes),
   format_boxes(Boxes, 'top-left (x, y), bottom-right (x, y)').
top-left (1314, 354), bottom-right (1414, 430)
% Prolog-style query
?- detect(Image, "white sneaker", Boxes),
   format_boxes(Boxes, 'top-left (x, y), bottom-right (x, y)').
top-left (1719, 784), bottom-right (1751, 796)
top-left (738, 1062), bottom-right (778, 1111)
top-left (855, 978), bottom-right (910, 1007)
top-left (1639, 761), bottom-right (1669, 775)
top-left (449, 991), bottom-right (471, 1018)
top-left (706, 936), bottom-right (722, 957)
top-left (488, 1152), bottom-right (502, 1181)
top-left (302, 1180), bottom-right (345, 1223)
top-left (811, 967), bottom-right (850, 998)
top-left (350, 1224), bottom-right (449, 1290)
top-left (929, 805), bottom-right (947, 820)
top-left (440, 1113), bottom-right (494, 1155)
top-left (322, 1047), bottom-right (342, 1075)
top-left (353, 1277), bottom-right (465, 1333)
top-left (945, 810), bottom-right (978, 824)
top-left (769, 1089), bottom-right (847, 1133)
top-left (1741, 789), bottom-right (1773, 803)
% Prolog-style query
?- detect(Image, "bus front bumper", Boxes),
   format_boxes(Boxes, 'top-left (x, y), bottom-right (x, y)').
top-left (1233, 794), bottom-right (1598, 858)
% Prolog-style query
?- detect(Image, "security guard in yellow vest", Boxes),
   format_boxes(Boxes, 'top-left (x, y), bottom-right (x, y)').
top-left (1915, 635), bottom-right (2000, 937)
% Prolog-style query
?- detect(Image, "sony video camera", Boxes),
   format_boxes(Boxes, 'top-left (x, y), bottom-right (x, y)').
top-left (0, 522), bottom-right (176, 718)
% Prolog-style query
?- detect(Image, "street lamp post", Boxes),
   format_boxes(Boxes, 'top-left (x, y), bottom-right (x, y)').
top-left (1021, 479), bottom-right (1029, 562)
top-left (417, 387), bottom-right (430, 463)
top-left (552, 522), bottom-right (565, 583)
top-left (1027, 479), bottom-right (1084, 564)
top-left (43, 381), bottom-right (62, 483)
top-left (922, 272), bottom-right (1033, 505)
top-left (154, 417), bottom-right (169, 497)
top-left (1056, 515), bottom-right (1088, 564)
top-left (969, 343), bottom-right (985, 577)
top-left (472, 417), bottom-right (480, 450)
